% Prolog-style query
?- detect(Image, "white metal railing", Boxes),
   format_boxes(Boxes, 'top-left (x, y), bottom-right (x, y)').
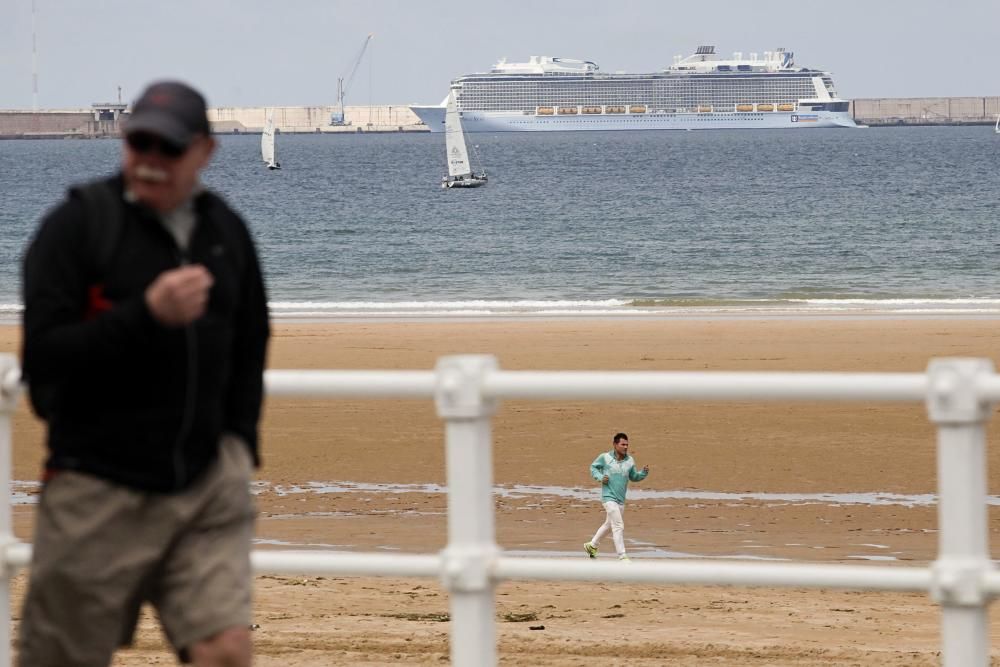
top-left (0, 353), bottom-right (997, 665)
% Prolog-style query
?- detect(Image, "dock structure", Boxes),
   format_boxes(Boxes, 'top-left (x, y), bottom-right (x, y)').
top-left (2, 97), bottom-right (1000, 138)
top-left (0, 102), bottom-right (128, 139)
top-left (0, 104), bottom-right (429, 139)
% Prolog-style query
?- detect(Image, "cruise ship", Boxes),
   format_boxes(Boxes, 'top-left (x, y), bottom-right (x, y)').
top-left (410, 46), bottom-right (858, 132)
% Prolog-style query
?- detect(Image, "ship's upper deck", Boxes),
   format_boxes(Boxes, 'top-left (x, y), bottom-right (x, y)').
top-left (489, 56), bottom-right (599, 75)
top-left (667, 45), bottom-right (797, 74)
top-left (465, 46), bottom-right (829, 80)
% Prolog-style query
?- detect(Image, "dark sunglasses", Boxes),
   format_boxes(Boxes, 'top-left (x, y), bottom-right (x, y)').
top-left (126, 133), bottom-right (188, 158)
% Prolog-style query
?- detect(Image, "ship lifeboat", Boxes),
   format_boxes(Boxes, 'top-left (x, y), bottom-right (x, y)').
top-left (629, 105), bottom-right (647, 114)
top-left (697, 106), bottom-right (713, 113)
top-left (756, 103), bottom-right (774, 112)
top-left (537, 107), bottom-right (554, 115)
top-left (557, 107), bottom-right (578, 115)
top-left (736, 104), bottom-right (754, 112)
top-left (605, 106), bottom-right (625, 114)
top-left (777, 103), bottom-right (795, 112)
top-left (582, 106), bottom-right (602, 114)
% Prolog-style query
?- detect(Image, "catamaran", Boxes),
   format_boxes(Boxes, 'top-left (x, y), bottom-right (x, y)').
top-left (261, 110), bottom-right (280, 170)
top-left (441, 90), bottom-right (487, 188)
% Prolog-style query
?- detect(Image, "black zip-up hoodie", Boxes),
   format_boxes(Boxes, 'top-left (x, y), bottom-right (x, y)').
top-left (22, 174), bottom-right (270, 492)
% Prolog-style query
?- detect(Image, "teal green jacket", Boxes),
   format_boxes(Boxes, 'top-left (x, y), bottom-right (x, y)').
top-left (590, 449), bottom-right (648, 505)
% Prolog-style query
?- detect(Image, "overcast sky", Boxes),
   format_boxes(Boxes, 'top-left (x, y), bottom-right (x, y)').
top-left (1, 0), bottom-right (996, 109)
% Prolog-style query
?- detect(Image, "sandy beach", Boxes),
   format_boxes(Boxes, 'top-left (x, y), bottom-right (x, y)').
top-left (3, 318), bottom-right (1000, 664)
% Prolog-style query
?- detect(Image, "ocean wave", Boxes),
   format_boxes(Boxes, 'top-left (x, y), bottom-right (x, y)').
top-left (2, 297), bottom-right (1000, 323)
top-left (266, 297), bottom-right (1000, 319)
top-left (269, 299), bottom-right (630, 311)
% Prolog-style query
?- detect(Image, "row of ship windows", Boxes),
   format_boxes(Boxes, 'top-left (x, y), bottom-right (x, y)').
top-left (463, 95), bottom-right (815, 104)
top-left (462, 92), bottom-right (819, 109)
top-left (462, 73), bottom-right (825, 83)
top-left (465, 95), bottom-right (813, 101)
top-left (460, 101), bottom-right (847, 115)
top-left (462, 89), bottom-right (817, 100)
top-left (461, 82), bottom-right (817, 92)
top-left (463, 87), bottom-right (814, 94)
top-left (460, 84), bottom-right (818, 93)
top-left (527, 106), bottom-right (789, 114)
top-left (506, 116), bottom-right (773, 124)
top-left (463, 79), bottom-right (817, 86)
top-left (464, 97), bottom-right (815, 104)
top-left (467, 104), bottom-right (803, 112)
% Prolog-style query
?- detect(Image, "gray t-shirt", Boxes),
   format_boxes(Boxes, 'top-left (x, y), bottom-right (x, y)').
top-left (123, 186), bottom-right (199, 252)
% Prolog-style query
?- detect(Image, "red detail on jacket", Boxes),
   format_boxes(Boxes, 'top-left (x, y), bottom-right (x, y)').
top-left (85, 284), bottom-right (112, 320)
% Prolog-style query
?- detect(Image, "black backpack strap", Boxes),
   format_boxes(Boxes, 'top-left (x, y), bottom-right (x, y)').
top-left (71, 179), bottom-right (125, 278)
top-left (26, 180), bottom-right (124, 421)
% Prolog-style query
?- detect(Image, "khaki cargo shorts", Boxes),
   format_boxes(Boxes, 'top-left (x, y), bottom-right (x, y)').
top-left (18, 435), bottom-right (256, 667)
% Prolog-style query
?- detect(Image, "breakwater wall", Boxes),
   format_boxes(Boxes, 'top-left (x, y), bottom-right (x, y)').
top-left (851, 97), bottom-right (1000, 126)
top-left (0, 105), bottom-right (428, 139)
top-left (0, 110), bottom-right (120, 138)
top-left (208, 105), bottom-right (426, 134)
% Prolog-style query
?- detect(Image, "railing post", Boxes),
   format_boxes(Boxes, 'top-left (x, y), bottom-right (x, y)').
top-left (926, 358), bottom-right (995, 667)
top-left (0, 354), bottom-right (21, 667)
top-left (435, 355), bottom-right (499, 667)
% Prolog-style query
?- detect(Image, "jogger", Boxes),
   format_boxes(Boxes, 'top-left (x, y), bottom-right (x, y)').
top-left (584, 432), bottom-right (649, 560)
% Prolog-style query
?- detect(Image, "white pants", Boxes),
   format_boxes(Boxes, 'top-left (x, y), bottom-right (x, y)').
top-left (590, 500), bottom-right (626, 556)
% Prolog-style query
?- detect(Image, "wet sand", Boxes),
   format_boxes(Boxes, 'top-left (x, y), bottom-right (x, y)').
top-left (3, 319), bottom-right (1000, 664)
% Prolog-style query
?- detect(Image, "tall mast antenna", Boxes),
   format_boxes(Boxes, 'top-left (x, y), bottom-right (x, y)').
top-left (32, 0), bottom-right (39, 110)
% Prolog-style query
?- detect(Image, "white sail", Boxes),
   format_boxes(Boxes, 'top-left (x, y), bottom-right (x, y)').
top-left (261, 110), bottom-right (277, 168)
top-left (444, 91), bottom-right (472, 178)
top-left (995, 114), bottom-right (999, 134)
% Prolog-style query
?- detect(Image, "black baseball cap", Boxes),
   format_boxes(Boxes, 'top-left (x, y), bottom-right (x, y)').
top-left (124, 81), bottom-right (211, 149)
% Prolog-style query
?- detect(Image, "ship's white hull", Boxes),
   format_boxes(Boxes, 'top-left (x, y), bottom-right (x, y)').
top-left (411, 107), bottom-right (858, 132)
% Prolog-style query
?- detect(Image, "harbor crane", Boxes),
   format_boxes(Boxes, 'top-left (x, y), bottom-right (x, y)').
top-left (330, 33), bottom-right (373, 126)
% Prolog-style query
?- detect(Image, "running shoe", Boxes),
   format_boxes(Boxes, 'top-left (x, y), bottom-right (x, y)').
top-left (584, 542), bottom-right (598, 558)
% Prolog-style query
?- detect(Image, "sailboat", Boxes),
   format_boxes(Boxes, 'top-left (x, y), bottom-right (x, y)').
top-left (261, 109), bottom-right (280, 170)
top-left (995, 114), bottom-right (999, 134)
top-left (441, 91), bottom-right (487, 188)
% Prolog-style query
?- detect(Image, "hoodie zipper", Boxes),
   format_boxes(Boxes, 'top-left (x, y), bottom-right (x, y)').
top-left (172, 247), bottom-right (197, 490)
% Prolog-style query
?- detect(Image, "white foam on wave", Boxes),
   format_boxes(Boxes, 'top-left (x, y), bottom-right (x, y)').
top-left (267, 299), bottom-right (635, 319)
top-left (264, 297), bottom-right (1000, 319)
top-left (3, 297), bottom-right (1000, 322)
top-left (801, 298), bottom-right (1000, 306)
top-left (270, 299), bottom-right (630, 311)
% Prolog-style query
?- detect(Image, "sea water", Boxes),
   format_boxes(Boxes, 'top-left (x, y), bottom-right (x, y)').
top-left (2, 126), bottom-right (998, 319)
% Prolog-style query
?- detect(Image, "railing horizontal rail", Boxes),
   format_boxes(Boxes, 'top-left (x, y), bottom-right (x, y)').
top-left (493, 557), bottom-right (933, 591)
top-left (483, 371), bottom-right (930, 402)
top-left (208, 369), bottom-right (1000, 405)
top-left (6, 542), bottom-right (935, 592)
top-left (260, 370), bottom-right (1000, 404)
top-left (251, 551), bottom-right (442, 578)
top-left (265, 370), bottom-right (435, 398)
top-left (982, 571), bottom-right (1000, 594)
top-left (264, 369), bottom-right (933, 402)
top-left (976, 375), bottom-right (1000, 402)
